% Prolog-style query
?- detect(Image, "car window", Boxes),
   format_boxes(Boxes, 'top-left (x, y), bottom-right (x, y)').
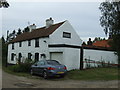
top-left (37, 61), bottom-right (45, 65)
top-left (47, 60), bottom-right (60, 65)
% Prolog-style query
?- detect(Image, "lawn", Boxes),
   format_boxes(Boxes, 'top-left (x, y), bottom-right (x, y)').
top-left (65, 67), bottom-right (119, 80)
top-left (3, 66), bottom-right (119, 81)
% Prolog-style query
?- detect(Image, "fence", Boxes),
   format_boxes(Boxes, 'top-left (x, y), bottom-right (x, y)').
top-left (83, 58), bottom-right (118, 69)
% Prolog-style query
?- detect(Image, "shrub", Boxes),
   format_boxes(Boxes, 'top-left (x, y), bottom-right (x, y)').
top-left (7, 58), bottom-right (35, 73)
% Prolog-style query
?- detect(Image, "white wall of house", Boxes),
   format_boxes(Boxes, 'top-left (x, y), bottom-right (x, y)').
top-left (7, 20), bottom-right (82, 70)
top-left (49, 21), bottom-right (82, 46)
top-left (49, 47), bottom-right (80, 70)
top-left (7, 37), bottom-right (49, 64)
top-left (83, 49), bottom-right (118, 68)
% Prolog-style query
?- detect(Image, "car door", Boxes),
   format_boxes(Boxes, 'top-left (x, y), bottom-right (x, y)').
top-left (32, 62), bottom-right (39, 74)
top-left (37, 61), bottom-right (46, 75)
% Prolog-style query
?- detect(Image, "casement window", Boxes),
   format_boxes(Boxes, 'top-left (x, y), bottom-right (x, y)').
top-left (12, 43), bottom-right (14, 50)
top-left (28, 40), bottom-right (31, 46)
top-left (35, 53), bottom-right (39, 62)
top-left (19, 42), bottom-right (22, 47)
top-left (11, 53), bottom-right (14, 61)
top-left (35, 38), bottom-right (39, 47)
top-left (28, 53), bottom-right (32, 60)
top-left (18, 53), bottom-right (22, 64)
top-left (63, 32), bottom-right (71, 38)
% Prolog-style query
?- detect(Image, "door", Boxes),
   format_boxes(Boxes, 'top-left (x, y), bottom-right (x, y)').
top-left (35, 61), bottom-right (45, 74)
top-left (50, 52), bottom-right (63, 64)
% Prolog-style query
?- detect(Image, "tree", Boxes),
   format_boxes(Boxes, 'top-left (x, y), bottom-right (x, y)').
top-left (1, 36), bottom-right (8, 67)
top-left (17, 28), bottom-right (22, 35)
top-left (87, 38), bottom-right (93, 45)
top-left (82, 42), bottom-right (87, 46)
top-left (93, 37), bottom-right (106, 43)
top-left (23, 27), bottom-right (30, 33)
top-left (99, 1), bottom-right (120, 66)
top-left (0, 0), bottom-right (10, 8)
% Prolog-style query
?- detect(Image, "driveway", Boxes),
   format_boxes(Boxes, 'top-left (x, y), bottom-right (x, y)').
top-left (1, 69), bottom-right (119, 88)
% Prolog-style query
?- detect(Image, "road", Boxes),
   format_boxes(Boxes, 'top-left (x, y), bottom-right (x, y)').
top-left (1, 69), bottom-right (119, 88)
top-left (0, 68), bottom-right (2, 89)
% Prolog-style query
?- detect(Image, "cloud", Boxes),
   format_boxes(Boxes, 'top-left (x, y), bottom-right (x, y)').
top-left (2, 2), bottom-right (106, 41)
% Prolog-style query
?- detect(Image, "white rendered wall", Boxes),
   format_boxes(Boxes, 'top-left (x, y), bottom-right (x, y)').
top-left (8, 37), bottom-right (49, 64)
top-left (49, 21), bottom-right (82, 46)
top-left (83, 49), bottom-right (118, 68)
top-left (49, 47), bottom-right (80, 70)
top-left (64, 48), bottom-right (80, 70)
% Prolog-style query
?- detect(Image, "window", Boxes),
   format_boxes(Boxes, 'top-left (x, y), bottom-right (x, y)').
top-left (28, 40), bottom-right (31, 46)
top-left (47, 60), bottom-right (60, 65)
top-left (19, 42), bottom-right (22, 47)
top-left (63, 32), bottom-right (71, 38)
top-left (18, 53), bottom-right (22, 64)
top-left (35, 53), bottom-right (39, 62)
top-left (37, 61), bottom-right (45, 65)
top-left (12, 43), bottom-right (14, 50)
top-left (35, 38), bottom-right (39, 47)
top-left (11, 53), bottom-right (14, 61)
top-left (28, 53), bottom-right (32, 60)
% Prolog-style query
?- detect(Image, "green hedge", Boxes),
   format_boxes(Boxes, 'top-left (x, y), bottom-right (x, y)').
top-left (7, 63), bottom-right (33, 73)
top-left (7, 58), bottom-right (35, 73)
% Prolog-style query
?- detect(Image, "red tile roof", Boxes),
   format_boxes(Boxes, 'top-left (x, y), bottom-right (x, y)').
top-left (10, 21), bottom-right (65, 43)
top-left (93, 40), bottom-right (111, 48)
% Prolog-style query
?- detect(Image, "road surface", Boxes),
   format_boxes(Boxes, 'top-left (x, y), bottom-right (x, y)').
top-left (1, 69), bottom-right (119, 88)
top-left (0, 68), bottom-right (2, 89)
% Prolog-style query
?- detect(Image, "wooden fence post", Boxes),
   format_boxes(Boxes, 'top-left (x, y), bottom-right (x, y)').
top-left (80, 47), bottom-right (84, 70)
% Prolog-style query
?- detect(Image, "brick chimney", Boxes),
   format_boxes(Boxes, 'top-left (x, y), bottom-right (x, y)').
top-left (46, 17), bottom-right (54, 28)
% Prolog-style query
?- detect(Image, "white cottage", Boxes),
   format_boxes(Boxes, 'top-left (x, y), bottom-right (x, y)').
top-left (7, 18), bottom-right (82, 70)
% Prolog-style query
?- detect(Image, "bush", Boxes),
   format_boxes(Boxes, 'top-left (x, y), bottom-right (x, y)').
top-left (7, 58), bottom-right (35, 73)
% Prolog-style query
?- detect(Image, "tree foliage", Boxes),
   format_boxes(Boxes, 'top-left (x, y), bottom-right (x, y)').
top-left (17, 28), bottom-right (22, 35)
top-left (1, 36), bottom-right (8, 67)
top-left (93, 37), bottom-right (106, 43)
top-left (99, 1), bottom-right (120, 36)
top-left (23, 27), bottom-right (30, 33)
top-left (99, 1), bottom-right (120, 65)
top-left (0, 0), bottom-right (10, 8)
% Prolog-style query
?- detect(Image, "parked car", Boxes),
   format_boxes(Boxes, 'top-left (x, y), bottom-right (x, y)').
top-left (30, 60), bottom-right (67, 79)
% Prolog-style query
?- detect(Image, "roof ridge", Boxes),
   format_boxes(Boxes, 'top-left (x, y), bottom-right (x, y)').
top-left (36, 20), bottom-right (66, 30)
top-left (9, 20), bottom-right (65, 43)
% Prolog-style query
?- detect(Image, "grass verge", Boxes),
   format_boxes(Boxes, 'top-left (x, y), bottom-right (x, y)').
top-left (65, 67), bottom-right (119, 81)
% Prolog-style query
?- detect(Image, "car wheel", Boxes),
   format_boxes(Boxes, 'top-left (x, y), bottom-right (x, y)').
top-left (30, 69), bottom-right (34, 75)
top-left (60, 74), bottom-right (65, 78)
top-left (43, 71), bottom-right (48, 79)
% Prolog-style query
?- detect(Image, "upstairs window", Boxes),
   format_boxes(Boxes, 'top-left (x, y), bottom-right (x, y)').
top-left (63, 32), bottom-right (71, 38)
top-left (12, 43), bottom-right (14, 50)
top-left (28, 40), bottom-right (31, 46)
top-left (35, 38), bottom-right (39, 47)
top-left (19, 42), bottom-right (22, 47)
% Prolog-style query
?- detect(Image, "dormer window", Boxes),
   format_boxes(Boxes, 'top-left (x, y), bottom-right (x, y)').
top-left (63, 32), bottom-right (71, 38)
top-left (19, 42), bottom-right (22, 47)
top-left (12, 43), bottom-right (14, 50)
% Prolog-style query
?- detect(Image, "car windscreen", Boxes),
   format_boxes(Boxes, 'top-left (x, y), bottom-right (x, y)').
top-left (47, 60), bottom-right (61, 65)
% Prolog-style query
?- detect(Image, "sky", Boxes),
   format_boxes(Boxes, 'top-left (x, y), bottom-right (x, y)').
top-left (1, 0), bottom-right (108, 42)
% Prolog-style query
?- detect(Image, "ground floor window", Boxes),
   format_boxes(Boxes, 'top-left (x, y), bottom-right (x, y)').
top-left (28, 53), bottom-right (32, 60)
top-left (41, 54), bottom-right (46, 60)
top-left (18, 53), bottom-right (22, 64)
top-left (11, 53), bottom-right (14, 61)
top-left (35, 53), bottom-right (39, 62)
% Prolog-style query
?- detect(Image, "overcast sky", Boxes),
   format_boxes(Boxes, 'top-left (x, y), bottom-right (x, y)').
top-left (1, 0), bottom-right (107, 42)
